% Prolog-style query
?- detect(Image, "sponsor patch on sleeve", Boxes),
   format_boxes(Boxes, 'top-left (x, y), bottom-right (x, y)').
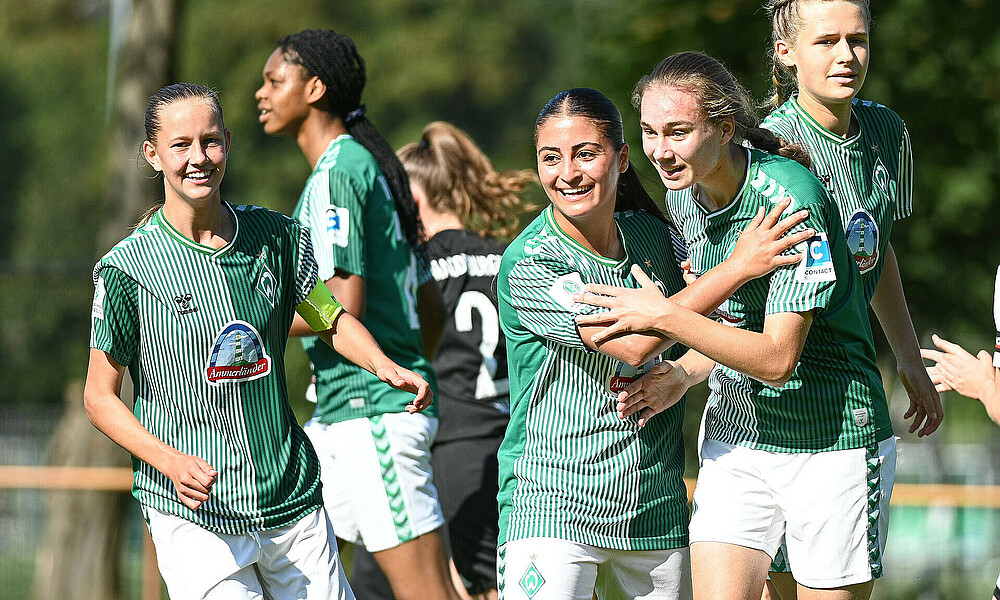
top-left (92, 276), bottom-right (106, 320)
top-left (547, 272), bottom-right (586, 311)
top-left (794, 232), bottom-right (836, 284)
top-left (325, 206), bottom-right (350, 248)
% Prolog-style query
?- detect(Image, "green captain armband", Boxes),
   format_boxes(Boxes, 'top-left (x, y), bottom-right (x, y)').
top-left (296, 280), bottom-right (344, 332)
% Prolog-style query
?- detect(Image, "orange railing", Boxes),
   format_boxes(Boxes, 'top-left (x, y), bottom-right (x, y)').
top-left (3, 466), bottom-right (1000, 600)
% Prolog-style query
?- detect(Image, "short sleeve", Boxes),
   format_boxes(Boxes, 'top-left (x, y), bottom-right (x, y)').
top-left (895, 124), bottom-right (913, 221)
top-left (993, 266), bottom-right (1000, 368)
top-left (766, 198), bottom-right (838, 315)
top-left (293, 223), bottom-right (319, 306)
top-left (505, 256), bottom-right (598, 350)
top-left (302, 168), bottom-right (367, 280)
top-left (90, 265), bottom-right (139, 368)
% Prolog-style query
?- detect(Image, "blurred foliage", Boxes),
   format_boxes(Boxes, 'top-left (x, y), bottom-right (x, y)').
top-left (1, 0), bottom-right (997, 437)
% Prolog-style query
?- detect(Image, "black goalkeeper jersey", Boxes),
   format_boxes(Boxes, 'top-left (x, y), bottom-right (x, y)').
top-left (425, 229), bottom-right (510, 443)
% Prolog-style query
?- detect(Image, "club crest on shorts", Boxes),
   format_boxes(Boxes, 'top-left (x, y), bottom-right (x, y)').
top-left (519, 562), bottom-right (545, 599)
top-left (206, 321), bottom-right (271, 384)
top-left (845, 209), bottom-right (880, 274)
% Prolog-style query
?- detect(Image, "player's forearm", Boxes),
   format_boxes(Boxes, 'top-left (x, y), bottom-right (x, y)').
top-left (83, 387), bottom-right (182, 475)
top-left (871, 244), bottom-right (922, 365)
top-left (669, 259), bottom-right (749, 317)
top-left (676, 349), bottom-right (716, 387)
top-left (653, 304), bottom-right (808, 387)
top-left (320, 311), bottom-right (395, 376)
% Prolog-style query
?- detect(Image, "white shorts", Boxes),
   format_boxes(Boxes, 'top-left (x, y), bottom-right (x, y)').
top-left (690, 437), bottom-right (896, 588)
top-left (497, 537), bottom-right (692, 600)
top-left (304, 411), bottom-right (444, 552)
top-left (143, 505), bottom-right (353, 600)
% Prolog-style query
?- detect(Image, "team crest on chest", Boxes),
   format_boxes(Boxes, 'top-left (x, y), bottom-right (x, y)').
top-left (206, 321), bottom-right (271, 384)
top-left (254, 249), bottom-right (277, 307)
top-left (845, 209), bottom-right (880, 274)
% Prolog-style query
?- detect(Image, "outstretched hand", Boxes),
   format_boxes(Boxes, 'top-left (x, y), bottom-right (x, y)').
top-left (921, 334), bottom-right (994, 401)
top-left (616, 360), bottom-right (690, 427)
top-left (573, 265), bottom-right (673, 344)
top-left (376, 364), bottom-right (434, 413)
top-left (728, 197), bottom-right (813, 280)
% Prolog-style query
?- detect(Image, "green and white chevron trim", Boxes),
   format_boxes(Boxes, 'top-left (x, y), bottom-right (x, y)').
top-left (866, 443), bottom-right (884, 579)
top-left (369, 415), bottom-right (414, 542)
top-left (497, 545), bottom-right (506, 600)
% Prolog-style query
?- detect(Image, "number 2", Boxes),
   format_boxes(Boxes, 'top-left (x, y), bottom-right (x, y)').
top-left (454, 291), bottom-right (509, 399)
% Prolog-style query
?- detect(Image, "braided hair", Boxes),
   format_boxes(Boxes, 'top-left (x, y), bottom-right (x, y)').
top-left (534, 88), bottom-right (670, 225)
top-left (275, 29), bottom-right (425, 259)
top-left (764, 0), bottom-right (872, 109)
top-left (633, 51), bottom-right (811, 168)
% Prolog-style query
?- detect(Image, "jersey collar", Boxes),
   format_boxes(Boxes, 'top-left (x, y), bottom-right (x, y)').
top-left (543, 206), bottom-right (628, 269)
top-left (155, 201), bottom-right (239, 258)
top-left (695, 147), bottom-right (752, 221)
top-left (790, 96), bottom-right (862, 147)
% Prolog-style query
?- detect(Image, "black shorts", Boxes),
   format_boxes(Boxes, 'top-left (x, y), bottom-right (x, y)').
top-left (432, 436), bottom-right (503, 595)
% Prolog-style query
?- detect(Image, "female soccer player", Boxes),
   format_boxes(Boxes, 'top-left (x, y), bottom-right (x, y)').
top-left (496, 87), bottom-right (812, 600)
top-left (574, 52), bottom-right (915, 600)
top-left (254, 29), bottom-right (460, 600)
top-left (761, 0), bottom-right (941, 435)
top-left (84, 83), bottom-right (431, 600)
top-left (397, 121), bottom-right (539, 600)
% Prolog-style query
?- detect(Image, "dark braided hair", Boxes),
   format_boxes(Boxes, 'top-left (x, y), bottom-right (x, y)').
top-left (534, 88), bottom-right (670, 225)
top-left (275, 29), bottom-right (425, 259)
top-left (633, 52), bottom-right (811, 168)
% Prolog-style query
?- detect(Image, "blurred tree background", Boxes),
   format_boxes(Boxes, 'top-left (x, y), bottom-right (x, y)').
top-left (0, 0), bottom-right (998, 598)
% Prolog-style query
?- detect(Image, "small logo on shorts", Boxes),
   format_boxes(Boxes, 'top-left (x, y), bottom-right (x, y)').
top-left (853, 408), bottom-right (870, 428)
top-left (519, 562), bottom-right (545, 599)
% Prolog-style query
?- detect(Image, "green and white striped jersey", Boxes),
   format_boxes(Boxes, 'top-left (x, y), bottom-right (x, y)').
top-left (762, 96), bottom-right (913, 302)
top-left (497, 207), bottom-right (689, 551)
top-left (664, 149), bottom-right (892, 452)
top-left (294, 135), bottom-right (436, 423)
top-left (90, 203), bottom-right (323, 534)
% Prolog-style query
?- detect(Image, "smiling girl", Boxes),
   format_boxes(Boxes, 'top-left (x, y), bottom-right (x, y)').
top-left (495, 87), bottom-right (809, 600)
top-left (573, 52), bottom-right (910, 600)
top-left (84, 83), bottom-right (432, 600)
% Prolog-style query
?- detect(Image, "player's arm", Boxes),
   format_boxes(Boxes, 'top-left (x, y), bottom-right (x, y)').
top-left (870, 244), bottom-right (942, 436)
top-left (83, 349), bottom-right (217, 510)
top-left (417, 280), bottom-right (445, 360)
top-left (297, 279), bottom-right (432, 412)
top-left (289, 270), bottom-right (365, 337)
top-left (575, 200), bottom-right (811, 332)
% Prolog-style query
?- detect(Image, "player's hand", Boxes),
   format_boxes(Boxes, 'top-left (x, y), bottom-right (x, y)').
top-left (574, 265), bottom-right (673, 344)
top-left (616, 360), bottom-right (691, 427)
top-left (162, 452), bottom-right (217, 511)
top-left (727, 197), bottom-right (813, 281)
top-left (922, 334), bottom-right (994, 401)
top-left (897, 354), bottom-right (944, 437)
top-left (375, 363), bottom-right (434, 413)
top-left (679, 260), bottom-right (697, 286)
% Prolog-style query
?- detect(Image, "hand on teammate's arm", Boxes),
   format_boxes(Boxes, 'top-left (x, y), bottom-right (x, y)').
top-left (616, 350), bottom-right (715, 427)
top-left (84, 349), bottom-right (217, 510)
top-left (573, 199), bottom-right (811, 339)
top-left (317, 311), bottom-right (433, 413)
top-left (871, 244), bottom-right (943, 436)
top-left (669, 198), bottom-right (812, 311)
top-left (922, 334), bottom-right (1000, 426)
